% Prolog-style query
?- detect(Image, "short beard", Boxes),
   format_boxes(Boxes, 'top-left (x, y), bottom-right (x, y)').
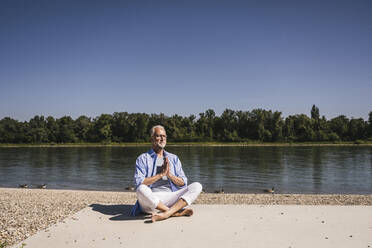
top-left (152, 141), bottom-right (166, 150)
top-left (157, 142), bottom-right (166, 149)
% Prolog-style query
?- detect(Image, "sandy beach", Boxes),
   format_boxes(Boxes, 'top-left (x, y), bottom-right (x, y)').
top-left (1, 188), bottom-right (372, 247)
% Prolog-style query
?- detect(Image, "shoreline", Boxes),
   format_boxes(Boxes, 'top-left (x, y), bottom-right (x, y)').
top-left (1, 188), bottom-right (372, 246)
top-left (1, 186), bottom-right (372, 195)
top-left (1, 142), bottom-right (372, 148)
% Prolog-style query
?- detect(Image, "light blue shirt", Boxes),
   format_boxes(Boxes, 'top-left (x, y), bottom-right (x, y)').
top-left (130, 149), bottom-right (188, 216)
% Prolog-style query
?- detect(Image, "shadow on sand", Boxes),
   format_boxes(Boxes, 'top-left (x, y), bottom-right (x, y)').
top-left (89, 204), bottom-right (150, 221)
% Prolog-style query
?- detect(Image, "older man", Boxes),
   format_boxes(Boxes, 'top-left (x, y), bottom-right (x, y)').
top-left (130, 125), bottom-right (202, 222)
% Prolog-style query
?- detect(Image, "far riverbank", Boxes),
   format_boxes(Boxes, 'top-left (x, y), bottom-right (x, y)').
top-left (1, 141), bottom-right (372, 147)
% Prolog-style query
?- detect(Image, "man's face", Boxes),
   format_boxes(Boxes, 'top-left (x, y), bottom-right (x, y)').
top-left (151, 128), bottom-right (167, 149)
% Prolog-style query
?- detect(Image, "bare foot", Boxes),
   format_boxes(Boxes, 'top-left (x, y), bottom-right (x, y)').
top-left (151, 212), bottom-right (168, 222)
top-left (151, 209), bottom-right (194, 222)
top-left (172, 208), bottom-right (193, 217)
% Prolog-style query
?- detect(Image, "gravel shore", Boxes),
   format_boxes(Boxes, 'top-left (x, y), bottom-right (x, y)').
top-left (1, 188), bottom-right (372, 247)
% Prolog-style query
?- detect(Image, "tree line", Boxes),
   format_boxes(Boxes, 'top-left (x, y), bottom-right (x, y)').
top-left (1, 105), bottom-right (372, 143)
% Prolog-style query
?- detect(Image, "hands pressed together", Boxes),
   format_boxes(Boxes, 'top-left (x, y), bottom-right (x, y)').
top-left (160, 157), bottom-right (170, 178)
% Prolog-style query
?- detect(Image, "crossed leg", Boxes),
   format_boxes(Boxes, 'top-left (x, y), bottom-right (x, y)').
top-left (136, 182), bottom-right (202, 222)
top-left (152, 198), bottom-right (193, 222)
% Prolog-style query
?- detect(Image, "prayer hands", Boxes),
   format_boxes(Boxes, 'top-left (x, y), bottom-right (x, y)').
top-left (165, 157), bottom-right (172, 178)
top-left (160, 157), bottom-right (169, 177)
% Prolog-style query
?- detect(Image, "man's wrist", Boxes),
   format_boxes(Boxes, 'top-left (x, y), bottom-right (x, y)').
top-left (168, 174), bottom-right (178, 183)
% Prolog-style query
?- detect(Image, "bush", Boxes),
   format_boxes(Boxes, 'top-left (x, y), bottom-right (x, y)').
top-left (328, 132), bottom-right (341, 142)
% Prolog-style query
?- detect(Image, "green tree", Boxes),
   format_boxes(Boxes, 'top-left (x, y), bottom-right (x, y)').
top-left (111, 112), bottom-right (130, 142)
top-left (57, 116), bottom-right (77, 142)
top-left (268, 111), bottom-right (284, 142)
top-left (74, 116), bottom-right (92, 142)
top-left (247, 109), bottom-right (267, 141)
top-left (27, 115), bottom-right (48, 143)
top-left (348, 118), bottom-right (367, 140)
top-left (283, 116), bottom-right (296, 141)
top-left (149, 113), bottom-right (168, 132)
top-left (0, 117), bottom-right (21, 143)
top-left (284, 114), bottom-right (314, 142)
top-left (236, 110), bottom-right (250, 140)
top-left (166, 114), bottom-right (184, 141)
top-left (329, 115), bottom-right (349, 141)
top-left (196, 109), bottom-right (215, 141)
top-left (314, 116), bottom-right (329, 141)
top-left (368, 111), bottom-right (372, 138)
top-left (46, 116), bottom-right (59, 142)
top-left (132, 113), bottom-right (150, 142)
top-left (311, 104), bottom-right (320, 120)
top-left (183, 115), bottom-right (197, 141)
top-left (214, 109), bottom-right (238, 141)
top-left (92, 114), bottom-right (113, 142)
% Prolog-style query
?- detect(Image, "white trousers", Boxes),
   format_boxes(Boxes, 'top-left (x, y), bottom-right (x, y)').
top-left (136, 182), bottom-right (203, 214)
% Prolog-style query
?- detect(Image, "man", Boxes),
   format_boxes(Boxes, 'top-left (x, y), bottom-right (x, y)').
top-left (130, 125), bottom-right (202, 222)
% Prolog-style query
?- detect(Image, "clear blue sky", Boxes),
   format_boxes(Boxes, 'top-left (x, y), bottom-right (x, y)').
top-left (1, 0), bottom-right (371, 121)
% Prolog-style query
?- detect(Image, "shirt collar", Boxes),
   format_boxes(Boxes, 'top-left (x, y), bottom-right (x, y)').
top-left (148, 148), bottom-right (168, 157)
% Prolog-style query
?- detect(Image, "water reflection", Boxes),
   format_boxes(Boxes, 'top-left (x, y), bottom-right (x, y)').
top-left (0, 146), bottom-right (371, 194)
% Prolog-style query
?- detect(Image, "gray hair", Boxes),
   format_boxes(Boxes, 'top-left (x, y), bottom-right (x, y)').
top-left (150, 125), bottom-right (166, 137)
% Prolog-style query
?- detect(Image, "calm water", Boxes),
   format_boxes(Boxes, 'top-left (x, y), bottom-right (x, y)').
top-left (0, 146), bottom-right (372, 194)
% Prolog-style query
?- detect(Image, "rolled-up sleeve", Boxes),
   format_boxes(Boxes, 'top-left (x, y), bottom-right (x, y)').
top-left (174, 156), bottom-right (188, 187)
top-left (134, 155), bottom-right (146, 189)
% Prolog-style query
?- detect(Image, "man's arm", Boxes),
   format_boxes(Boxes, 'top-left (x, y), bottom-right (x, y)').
top-left (167, 173), bottom-right (185, 186)
top-left (142, 173), bottom-right (164, 185)
top-left (165, 157), bottom-right (185, 187)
